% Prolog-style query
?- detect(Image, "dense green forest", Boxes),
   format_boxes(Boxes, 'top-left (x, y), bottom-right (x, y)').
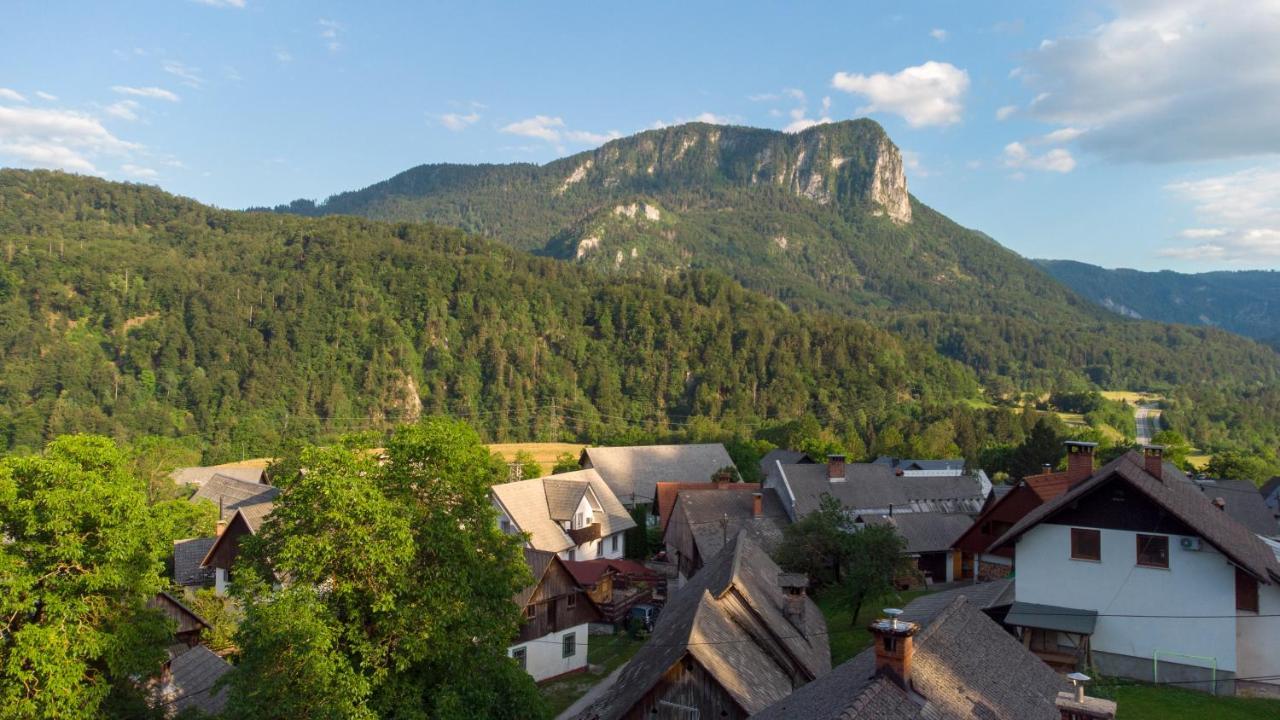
top-left (1038, 259), bottom-right (1280, 345)
top-left (2, 169), bottom-right (1278, 476)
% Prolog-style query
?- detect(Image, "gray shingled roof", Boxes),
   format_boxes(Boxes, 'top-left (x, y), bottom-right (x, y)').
top-left (164, 645), bottom-right (231, 716)
top-left (172, 465), bottom-right (263, 487)
top-left (753, 588), bottom-right (1066, 720)
top-left (173, 537), bottom-right (217, 588)
top-left (582, 444), bottom-right (735, 505)
top-left (514, 547), bottom-right (559, 608)
top-left (575, 532), bottom-right (828, 720)
top-left (491, 469), bottom-right (636, 554)
top-left (190, 473), bottom-right (278, 517)
top-left (872, 457), bottom-right (966, 473)
top-left (859, 512), bottom-right (976, 554)
top-left (1189, 477), bottom-right (1279, 537)
top-left (667, 488), bottom-right (790, 565)
top-left (991, 451), bottom-right (1280, 583)
top-left (777, 463), bottom-right (985, 518)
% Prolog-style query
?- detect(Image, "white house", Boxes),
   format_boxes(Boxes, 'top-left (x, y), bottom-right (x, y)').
top-left (990, 444), bottom-right (1280, 696)
top-left (492, 468), bottom-right (636, 561)
top-left (510, 549), bottom-right (600, 682)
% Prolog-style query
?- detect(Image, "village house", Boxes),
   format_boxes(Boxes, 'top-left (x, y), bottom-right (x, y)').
top-left (752, 583), bottom-right (1115, 720)
top-left (767, 454), bottom-right (989, 523)
top-left (157, 644), bottom-right (232, 717)
top-left (575, 533), bottom-right (829, 719)
top-left (579, 443), bottom-right (736, 515)
top-left (171, 464), bottom-right (265, 488)
top-left (952, 468), bottom-right (1074, 581)
top-left (858, 512), bottom-right (975, 585)
top-left (187, 472), bottom-right (279, 595)
top-left (989, 444), bottom-right (1280, 695)
top-left (510, 548), bottom-right (601, 682)
top-left (651, 479), bottom-right (761, 533)
top-left (491, 468), bottom-right (636, 561)
top-left (759, 448), bottom-right (814, 489)
top-left (1189, 476), bottom-right (1279, 537)
top-left (662, 486), bottom-right (790, 583)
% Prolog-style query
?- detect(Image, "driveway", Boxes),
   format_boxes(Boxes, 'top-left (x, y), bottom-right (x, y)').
top-left (556, 660), bottom-right (630, 720)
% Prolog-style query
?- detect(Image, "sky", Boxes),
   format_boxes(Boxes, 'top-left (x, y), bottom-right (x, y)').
top-left (2, 0), bottom-right (1279, 271)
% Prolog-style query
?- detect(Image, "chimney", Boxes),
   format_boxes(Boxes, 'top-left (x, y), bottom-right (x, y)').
top-left (1213, 497), bottom-right (1226, 511)
top-left (778, 573), bottom-right (809, 627)
top-left (1056, 673), bottom-right (1116, 720)
top-left (1143, 445), bottom-right (1165, 481)
top-left (752, 492), bottom-right (763, 519)
top-left (1042, 463), bottom-right (1053, 475)
top-left (216, 497), bottom-right (226, 536)
top-left (1065, 441), bottom-right (1097, 485)
top-left (869, 609), bottom-right (919, 689)
top-left (827, 454), bottom-right (846, 483)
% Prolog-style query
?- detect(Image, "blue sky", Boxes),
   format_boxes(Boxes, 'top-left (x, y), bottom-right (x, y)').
top-left (2, 0), bottom-right (1278, 270)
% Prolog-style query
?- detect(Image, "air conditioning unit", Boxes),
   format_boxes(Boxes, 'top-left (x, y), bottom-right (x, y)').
top-left (1179, 537), bottom-right (1202, 551)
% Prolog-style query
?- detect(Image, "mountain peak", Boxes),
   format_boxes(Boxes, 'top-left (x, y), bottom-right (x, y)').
top-left (550, 119), bottom-right (911, 223)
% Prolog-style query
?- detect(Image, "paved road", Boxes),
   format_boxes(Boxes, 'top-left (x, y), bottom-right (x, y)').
top-left (556, 660), bottom-right (631, 720)
top-left (1135, 403), bottom-right (1160, 445)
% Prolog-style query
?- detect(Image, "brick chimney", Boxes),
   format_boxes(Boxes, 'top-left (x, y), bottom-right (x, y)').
top-left (1056, 673), bottom-right (1116, 720)
top-left (779, 573), bottom-right (809, 627)
top-left (1143, 445), bottom-right (1165, 481)
top-left (752, 492), bottom-right (763, 519)
top-left (1065, 441), bottom-right (1097, 485)
top-left (870, 609), bottom-right (919, 689)
top-left (827, 454), bottom-right (846, 483)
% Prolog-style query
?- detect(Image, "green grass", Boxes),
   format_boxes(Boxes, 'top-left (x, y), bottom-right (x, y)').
top-left (814, 587), bottom-right (934, 665)
top-left (1095, 682), bottom-right (1280, 719)
top-left (538, 631), bottom-right (644, 717)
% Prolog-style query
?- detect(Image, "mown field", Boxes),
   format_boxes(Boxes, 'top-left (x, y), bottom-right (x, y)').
top-left (488, 442), bottom-right (587, 476)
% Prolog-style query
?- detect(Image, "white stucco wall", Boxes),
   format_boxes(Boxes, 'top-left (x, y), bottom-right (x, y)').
top-left (1236, 576), bottom-right (1280, 683)
top-left (1016, 523), bottom-right (1239, 671)
top-left (509, 623), bottom-right (589, 682)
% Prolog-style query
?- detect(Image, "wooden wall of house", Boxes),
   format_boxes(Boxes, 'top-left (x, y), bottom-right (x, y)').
top-left (585, 574), bottom-right (613, 604)
top-left (623, 655), bottom-right (748, 720)
top-left (1052, 482), bottom-right (1195, 535)
top-left (206, 514), bottom-right (252, 570)
top-left (517, 558), bottom-right (601, 643)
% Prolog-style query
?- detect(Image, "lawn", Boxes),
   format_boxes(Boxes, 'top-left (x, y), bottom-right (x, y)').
top-left (814, 587), bottom-right (935, 665)
top-left (538, 631), bottom-right (644, 717)
top-left (1100, 390), bottom-right (1164, 405)
top-left (488, 442), bottom-right (586, 476)
top-left (1094, 682), bottom-right (1280, 719)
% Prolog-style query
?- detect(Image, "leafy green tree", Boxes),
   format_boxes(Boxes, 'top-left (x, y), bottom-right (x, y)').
top-left (1151, 430), bottom-right (1193, 469)
top-left (187, 589), bottom-right (242, 653)
top-left (1206, 451), bottom-right (1275, 486)
top-left (842, 523), bottom-right (909, 624)
top-left (0, 435), bottom-right (182, 719)
top-left (128, 435), bottom-right (202, 502)
top-left (774, 495), bottom-right (855, 586)
top-left (551, 452), bottom-right (581, 474)
top-left (226, 418), bottom-right (546, 719)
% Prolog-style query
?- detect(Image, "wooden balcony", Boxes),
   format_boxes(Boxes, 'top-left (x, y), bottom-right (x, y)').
top-left (567, 522), bottom-right (601, 545)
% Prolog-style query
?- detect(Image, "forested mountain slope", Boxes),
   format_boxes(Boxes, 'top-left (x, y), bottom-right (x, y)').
top-left (272, 121), bottom-right (1279, 396)
top-left (1037, 259), bottom-right (1280, 345)
top-left (0, 170), bottom-right (979, 457)
top-left (4, 170), bottom-right (1279, 464)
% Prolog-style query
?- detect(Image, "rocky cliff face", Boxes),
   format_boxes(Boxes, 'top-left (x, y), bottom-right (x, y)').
top-left (551, 120), bottom-right (912, 224)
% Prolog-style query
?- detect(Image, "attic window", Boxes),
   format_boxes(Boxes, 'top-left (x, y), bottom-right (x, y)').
top-left (525, 604), bottom-right (536, 620)
top-left (1070, 528), bottom-right (1101, 562)
top-left (1136, 534), bottom-right (1169, 569)
top-left (567, 593), bottom-right (577, 609)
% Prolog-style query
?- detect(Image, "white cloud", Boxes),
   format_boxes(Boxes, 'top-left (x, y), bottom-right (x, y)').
top-left (930, 28), bottom-right (948, 41)
top-left (121, 163), bottom-right (158, 178)
top-left (1161, 166), bottom-right (1280, 262)
top-left (162, 60), bottom-right (203, 88)
top-left (439, 112), bottom-right (480, 131)
top-left (113, 85), bottom-right (180, 102)
top-left (104, 100), bottom-right (141, 121)
top-left (0, 105), bottom-right (142, 175)
top-left (35, 91), bottom-right (57, 101)
top-left (501, 115), bottom-right (564, 142)
top-left (0, 88), bottom-right (27, 103)
top-left (319, 19), bottom-right (342, 52)
top-left (193, 0), bottom-right (246, 7)
top-left (1178, 228), bottom-right (1226, 239)
top-left (995, 105), bottom-right (1017, 121)
top-left (1002, 141), bottom-right (1076, 173)
top-left (275, 50), bottom-right (294, 63)
top-left (1021, 0), bottom-right (1280, 162)
top-left (654, 112), bottom-right (737, 128)
top-left (1036, 126), bottom-right (1085, 144)
top-left (564, 129), bottom-right (622, 144)
top-left (902, 150), bottom-right (934, 177)
top-left (782, 99), bottom-right (832, 133)
top-left (831, 61), bottom-right (969, 127)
